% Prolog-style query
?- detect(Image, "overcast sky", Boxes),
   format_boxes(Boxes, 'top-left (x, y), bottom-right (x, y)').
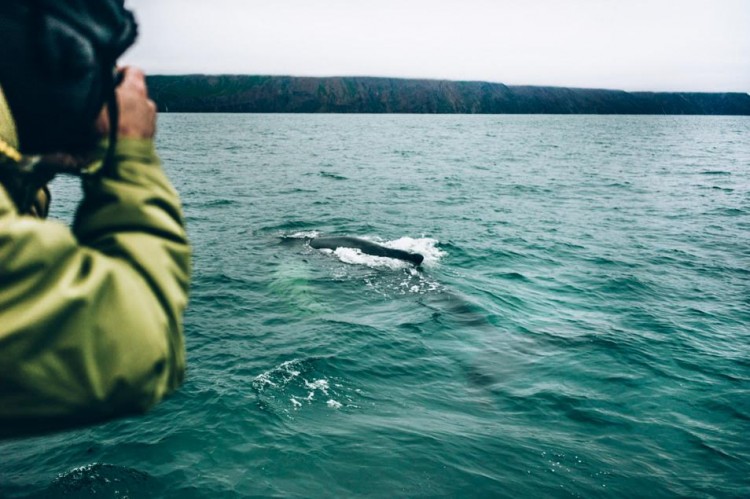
top-left (123, 0), bottom-right (750, 92)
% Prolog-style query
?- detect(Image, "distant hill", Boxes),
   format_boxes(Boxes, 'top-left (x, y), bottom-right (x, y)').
top-left (146, 75), bottom-right (750, 115)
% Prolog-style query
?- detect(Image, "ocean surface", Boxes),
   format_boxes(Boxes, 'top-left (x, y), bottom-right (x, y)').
top-left (1, 114), bottom-right (749, 498)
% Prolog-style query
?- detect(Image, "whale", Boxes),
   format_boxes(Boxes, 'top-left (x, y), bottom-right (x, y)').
top-left (309, 236), bottom-right (424, 266)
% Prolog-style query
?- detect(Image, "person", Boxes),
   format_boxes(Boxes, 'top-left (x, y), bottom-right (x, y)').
top-left (0, 64), bottom-right (191, 436)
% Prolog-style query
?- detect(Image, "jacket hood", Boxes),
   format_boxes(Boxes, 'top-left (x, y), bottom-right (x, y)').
top-left (0, 85), bottom-right (21, 162)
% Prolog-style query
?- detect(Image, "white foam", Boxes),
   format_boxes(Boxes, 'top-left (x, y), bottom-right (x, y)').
top-left (287, 230), bottom-right (321, 239)
top-left (383, 236), bottom-right (446, 267)
top-left (252, 359), bottom-right (303, 390)
top-left (304, 379), bottom-right (330, 394)
top-left (301, 378), bottom-right (332, 403)
top-left (252, 360), bottom-right (359, 415)
top-left (334, 247), bottom-right (407, 269)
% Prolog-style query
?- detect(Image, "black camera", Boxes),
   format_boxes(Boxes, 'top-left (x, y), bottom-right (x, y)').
top-left (0, 0), bottom-right (138, 154)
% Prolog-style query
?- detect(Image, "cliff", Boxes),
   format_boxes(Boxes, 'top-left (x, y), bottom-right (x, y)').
top-left (145, 75), bottom-right (750, 115)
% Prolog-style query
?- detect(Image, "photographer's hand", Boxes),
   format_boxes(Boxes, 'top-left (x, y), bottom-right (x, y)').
top-left (96, 67), bottom-right (157, 140)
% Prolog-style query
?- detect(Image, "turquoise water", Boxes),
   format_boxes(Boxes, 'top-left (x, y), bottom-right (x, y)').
top-left (2, 114), bottom-right (749, 497)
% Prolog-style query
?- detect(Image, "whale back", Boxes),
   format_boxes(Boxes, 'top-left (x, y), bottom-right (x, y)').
top-left (310, 237), bottom-right (424, 266)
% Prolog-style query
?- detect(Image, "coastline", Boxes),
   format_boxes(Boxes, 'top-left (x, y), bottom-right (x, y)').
top-left (146, 75), bottom-right (750, 115)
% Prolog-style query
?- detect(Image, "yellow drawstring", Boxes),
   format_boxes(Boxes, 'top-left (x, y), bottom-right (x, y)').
top-left (0, 136), bottom-right (22, 164)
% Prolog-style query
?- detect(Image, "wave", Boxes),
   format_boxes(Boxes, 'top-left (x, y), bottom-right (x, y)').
top-left (318, 171), bottom-right (348, 180)
top-left (44, 463), bottom-right (160, 497)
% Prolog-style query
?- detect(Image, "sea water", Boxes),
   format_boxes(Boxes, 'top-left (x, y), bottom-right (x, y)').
top-left (1, 114), bottom-right (748, 497)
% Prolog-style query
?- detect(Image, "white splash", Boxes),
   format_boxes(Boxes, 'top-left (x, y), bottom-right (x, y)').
top-left (253, 359), bottom-right (359, 416)
top-left (252, 359), bottom-right (303, 390)
top-left (333, 247), bottom-right (406, 269)
top-left (287, 230), bottom-right (321, 239)
top-left (383, 237), bottom-right (446, 267)
top-left (304, 379), bottom-right (330, 394)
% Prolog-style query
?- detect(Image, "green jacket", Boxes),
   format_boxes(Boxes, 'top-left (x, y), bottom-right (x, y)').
top-left (0, 87), bottom-right (190, 436)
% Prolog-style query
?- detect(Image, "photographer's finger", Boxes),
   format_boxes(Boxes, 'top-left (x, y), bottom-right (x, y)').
top-left (95, 104), bottom-right (110, 136)
top-left (119, 67), bottom-right (148, 96)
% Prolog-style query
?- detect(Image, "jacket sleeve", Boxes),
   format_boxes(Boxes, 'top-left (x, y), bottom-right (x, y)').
top-left (0, 138), bottom-right (190, 434)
